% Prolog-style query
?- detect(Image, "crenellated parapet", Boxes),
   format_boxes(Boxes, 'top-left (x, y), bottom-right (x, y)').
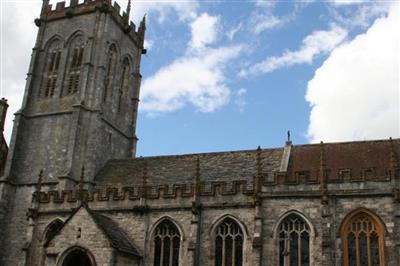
top-left (38, 0), bottom-right (144, 44)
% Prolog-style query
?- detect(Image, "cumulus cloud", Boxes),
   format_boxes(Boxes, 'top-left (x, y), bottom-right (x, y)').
top-left (240, 25), bottom-right (347, 76)
top-left (140, 11), bottom-right (243, 114)
top-left (306, 3), bottom-right (399, 142)
top-left (189, 13), bottom-right (219, 50)
top-left (140, 46), bottom-right (242, 113)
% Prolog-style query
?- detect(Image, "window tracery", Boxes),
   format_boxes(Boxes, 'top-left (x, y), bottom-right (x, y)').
top-left (153, 219), bottom-right (180, 266)
top-left (103, 45), bottom-right (117, 103)
top-left (278, 214), bottom-right (310, 266)
top-left (214, 217), bottom-right (243, 266)
top-left (341, 210), bottom-right (385, 266)
top-left (66, 36), bottom-right (84, 95)
top-left (117, 58), bottom-right (130, 112)
top-left (41, 40), bottom-right (62, 98)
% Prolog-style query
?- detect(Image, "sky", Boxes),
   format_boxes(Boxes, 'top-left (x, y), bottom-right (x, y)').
top-left (0, 0), bottom-right (399, 157)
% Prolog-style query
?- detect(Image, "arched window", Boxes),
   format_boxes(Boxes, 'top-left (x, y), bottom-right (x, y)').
top-left (117, 57), bottom-right (130, 112)
top-left (41, 39), bottom-right (62, 98)
top-left (43, 219), bottom-right (63, 245)
top-left (153, 219), bottom-right (180, 266)
top-left (103, 45), bottom-right (117, 103)
top-left (65, 35), bottom-right (85, 95)
top-left (214, 217), bottom-right (243, 266)
top-left (341, 210), bottom-right (385, 266)
top-left (278, 214), bottom-right (310, 266)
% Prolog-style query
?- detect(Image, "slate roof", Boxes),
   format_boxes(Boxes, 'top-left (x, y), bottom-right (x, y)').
top-left (46, 204), bottom-right (141, 257)
top-left (95, 148), bottom-right (284, 186)
top-left (94, 138), bottom-right (399, 186)
top-left (87, 208), bottom-right (141, 257)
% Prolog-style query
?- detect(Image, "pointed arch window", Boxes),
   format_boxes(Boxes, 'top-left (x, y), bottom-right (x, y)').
top-left (278, 214), bottom-right (310, 266)
top-left (214, 217), bottom-right (243, 266)
top-left (65, 36), bottom-right (84, 95)
top-left (43, 219), bottom-right (63, 245)
top-left (41, 40), bottom-right (62, 98)
top-left (153, 219), bottom-right (180, 266)
top-left (103, 45), bottom-right (117, 103)
top-left (341, 210), bottom-right (385, 266)
top-left (117, 58), bottom-right (130, 112)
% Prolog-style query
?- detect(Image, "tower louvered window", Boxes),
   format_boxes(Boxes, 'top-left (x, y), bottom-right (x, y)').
top-left (215, 218), bottom-right (243, 266)
top-left (44, 49), bottom-right (61, 97)
top-left (278, 214), bottom-right (310, 266)
top-left (40, 40), bottom-right (62, 98)
top-left (103, 45), bottom-right (117, 103)
top-left (341, 212), bottom-right (385, 266)
top-left (153, 220), bottom-right (180, 266)
top-left (117, 58), bottom-right (130, 112)
top-left (65, 38), bottom-right (84, 95)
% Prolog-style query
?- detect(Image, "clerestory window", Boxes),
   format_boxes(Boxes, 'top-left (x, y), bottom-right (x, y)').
top-left (214, 218), bottom-right (243, 266)
top-left (278, 214), bottom-right (310, 266)
top-left (153, 219), bottom-right (180, 266)
top-left (341, 210), bottom-right (385, 266)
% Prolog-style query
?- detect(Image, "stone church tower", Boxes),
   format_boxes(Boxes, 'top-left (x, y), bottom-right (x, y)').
top-left (0, 0), bottom-right (145, 264)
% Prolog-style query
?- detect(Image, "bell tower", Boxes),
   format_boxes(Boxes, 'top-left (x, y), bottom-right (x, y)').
top-left (4, 0), bottom-right (146, 183)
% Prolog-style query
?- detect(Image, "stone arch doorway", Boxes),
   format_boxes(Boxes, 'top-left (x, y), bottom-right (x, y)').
top-left (59, 247), bottom-right (96, 266)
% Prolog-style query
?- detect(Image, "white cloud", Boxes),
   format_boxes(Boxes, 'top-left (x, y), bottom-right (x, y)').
top-left (240, 25), bottom-right (348, 76)
top-left (330, 2), bottom-right (390, 28)
top-left (226, 22), bottom-right (243, 41)
top-left (125, 0), bottom-right (198, 23)
top-left (141, 12), bottom-right (242, 114)
top-left (140, 45), bottom-right (242, 113)
top-left (306, 3), bottom-right (399, 142)
top-left (235, 88), bottom-right (247, 112)
top-left (189, 13), bottom-right (219, 50)
top-left (252, 15), bottom-right (283, 34)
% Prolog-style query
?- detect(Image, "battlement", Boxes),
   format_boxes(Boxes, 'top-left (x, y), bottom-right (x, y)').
top-left (40, 0), bottom-right (144, 44)
top-left (33, 167), bottom-right (399, 205)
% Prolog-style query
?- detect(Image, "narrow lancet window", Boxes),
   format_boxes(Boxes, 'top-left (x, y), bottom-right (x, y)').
top-left (103, 45), bottom-right (117, 103)
top-left (278, 214), bottom-right (310, 266)
top-left (65, 36), bottom-right (84, 95)
top-left (153, 219), bottom-right (180, 266)
top-left (117, 58), bottom-right (130, 112)
top-left (41, 40), bottom-right (62, 98)
top-left (214, 218), bottom-right (243, 266)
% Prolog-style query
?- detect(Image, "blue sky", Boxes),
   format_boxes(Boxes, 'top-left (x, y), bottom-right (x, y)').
top-left (0, 0), bottom-right (399, 156)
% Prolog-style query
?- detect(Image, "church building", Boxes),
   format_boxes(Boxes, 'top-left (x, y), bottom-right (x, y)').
top-left (0, 0), bottom-right (399, 265)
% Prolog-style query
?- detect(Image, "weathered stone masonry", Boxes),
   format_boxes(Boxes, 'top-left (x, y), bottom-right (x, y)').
top-left (0, 0), bottom-right (399, 265)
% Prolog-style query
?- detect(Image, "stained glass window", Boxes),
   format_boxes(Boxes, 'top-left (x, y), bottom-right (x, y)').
top-left (153, 220), bottom-right (180, 266)
top-left (278, 214), bottom-right (310, 266)
top-left (342, 211), bottom-right (385, 266)
top-left (214, 218), bottom-right (244, 266)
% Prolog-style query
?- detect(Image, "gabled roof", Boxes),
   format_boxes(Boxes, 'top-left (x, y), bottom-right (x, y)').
top-left (45, 204), bottom-right (141, 257)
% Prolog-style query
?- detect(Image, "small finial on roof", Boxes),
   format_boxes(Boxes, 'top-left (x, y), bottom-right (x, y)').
top-left (285, 130), bottom-right (292, 146)
top-left (36, 169), bottom-right (43, 192)
top-left (126, 0), bottom-right (131, 20)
